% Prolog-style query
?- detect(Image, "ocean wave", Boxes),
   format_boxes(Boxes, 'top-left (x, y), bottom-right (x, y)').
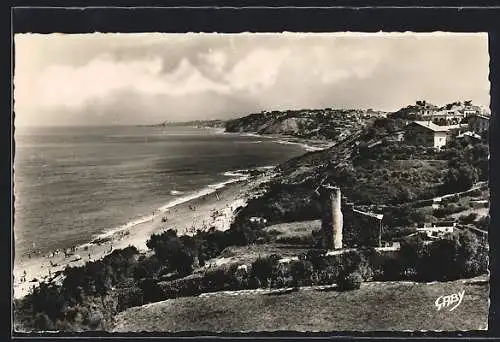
top-left (222, 165), bottom-right (275, 178)
top-left (239, 132), bottom-right (326, 152)
top-left (170, 190), bottom-right (184, 195)
top-left (242, 133), bottom-right (274, 139)
top-left (276, 139), bottom-right (325, 152)
top-left (88, 168), bottom-right (254, 244)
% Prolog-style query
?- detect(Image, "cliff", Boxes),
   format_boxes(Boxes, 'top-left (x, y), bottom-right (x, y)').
top-left (225, 108), bottom-right (382, 141)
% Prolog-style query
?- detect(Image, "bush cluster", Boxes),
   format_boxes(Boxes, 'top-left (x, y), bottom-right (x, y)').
top-left (20, 246), bottom-right (140, 331)
top-left (380, 229), bottom-right (488, 282)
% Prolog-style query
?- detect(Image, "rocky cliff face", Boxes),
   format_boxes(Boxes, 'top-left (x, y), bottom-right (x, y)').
top-left (225, 109), bottom-right (377, 140)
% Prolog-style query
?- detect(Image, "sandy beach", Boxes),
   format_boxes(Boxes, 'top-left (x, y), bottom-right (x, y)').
top-left (13, 170), bottom-right (274, 300)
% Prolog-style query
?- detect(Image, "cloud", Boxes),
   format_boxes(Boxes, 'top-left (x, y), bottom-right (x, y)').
top-left (14, 45), bottom-right (292, 116)
top-left (13, 32), bottom-right (490, 126)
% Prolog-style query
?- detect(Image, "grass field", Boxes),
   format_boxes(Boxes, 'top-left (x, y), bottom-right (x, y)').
top-left (112, 277), bottom-right (488, 332)
top-left (263, 220), bottom-right (320, 240)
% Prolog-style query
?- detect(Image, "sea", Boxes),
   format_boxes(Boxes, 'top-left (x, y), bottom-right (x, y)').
top-left (13, 125), bottom-right (307, 261)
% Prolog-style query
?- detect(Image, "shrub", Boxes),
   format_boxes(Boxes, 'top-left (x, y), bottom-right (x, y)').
top-left (201, 268), bottom-right (234, 292)
top-left (87, 308), bottom-right (104, 330)
top-left (32, 282), bottom-right (67, 321)
top-left (146, 230), bottom-right (196, 276)
top-left (441, 163), bottom-right (479, 194)
top-left (250, 256), bottom-right (280, 288)
top-left (247, 276), bottom-right (261, 289)
top-left (398, 229), bottom-right (488, 281)
top-left (459, 213), bottom-right (478, 225)
top-left (340, 250), bottom-right (363, 274)
top-left (133, 255), bottom-right (161, 280)
top-left (306, 249), bottom-right (328, 270)
top-left (379, 257), bottom-right (404, 280)
top-left (116, 286), bottom-right (143, 312)
top-left (337, 271), bottom-right (362, 291)
top-left (433, 203), bottom-right (467, 218)
top-left (34, 312), bottom-right (55, 331)
top-left (138, 278), bottom-right (164, 304)
top-left (290, 259), bottom-right (314, 287)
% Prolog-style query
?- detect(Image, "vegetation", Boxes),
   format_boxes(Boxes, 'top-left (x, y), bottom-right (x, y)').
top-left (15, 219), bottom-right (270, 331)
top-left (225, 108), bottom-right (372, 140)
top-left (15, 246), bottom-right (140, 331)
top-left (337, 271), bottom-right (363, 291)
top-left (233, 117), bottom-right (488, 236)
top-left (384, 229), bottom-right (488, 282)
top-left (113, 277), bottom-right (489, 332)
top-left (15, 105), bottom-right (490, 332)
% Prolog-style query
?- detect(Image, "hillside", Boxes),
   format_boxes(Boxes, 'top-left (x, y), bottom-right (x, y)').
top-left (113, 276), bottom-right (488, 332)
top-left (234, 117), bottom-right (489, 228)
top-left (225, 108), bottom-right (381, 140)
top-left (15, 111), bottom-right (489, 333)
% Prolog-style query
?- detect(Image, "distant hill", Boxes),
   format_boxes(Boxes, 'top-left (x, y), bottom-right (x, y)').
top-left (165, 119), bottom-right (226, 128)
top-left (139, 120), bottom-right (226, 128)
top-left (225, 108), bottom-right (385, 141)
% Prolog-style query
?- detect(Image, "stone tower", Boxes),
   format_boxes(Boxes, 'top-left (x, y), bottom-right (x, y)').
top-left (321, 184), bottom-right (343, 250)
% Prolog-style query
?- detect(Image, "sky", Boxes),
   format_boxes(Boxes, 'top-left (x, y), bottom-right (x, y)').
top-left (13, 32), bottom-right (490, 127)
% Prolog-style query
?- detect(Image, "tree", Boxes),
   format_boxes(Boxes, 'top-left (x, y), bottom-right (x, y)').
top-left (399, 234), bottom-right (426, 278)
top-left (400, 230), bottom-right (488, 281)
top-left (441, 163), bottom-right (478, 193)
top-left (32, 282), bottom-right (67, 322)
top-left (146, 229), bottom-right (196, 276)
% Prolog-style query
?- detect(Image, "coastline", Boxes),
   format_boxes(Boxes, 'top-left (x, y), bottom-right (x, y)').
top-left (13, 126), bottom-right (309, 300)
top-left (13, 167), bottom-right (275, 300)
top-left (225, 131), bottom-right (333, 152)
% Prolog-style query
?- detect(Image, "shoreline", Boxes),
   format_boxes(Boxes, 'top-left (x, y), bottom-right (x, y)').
top-left (13, 167), bottom-right (276, 300)
top-left (13, 127), bottom-right (310, 300)
top-left (223, 131), bottom-right (333, 152)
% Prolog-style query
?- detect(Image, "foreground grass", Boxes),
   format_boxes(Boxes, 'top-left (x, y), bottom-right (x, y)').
top-left (113, 277), bottom-right (488, 332)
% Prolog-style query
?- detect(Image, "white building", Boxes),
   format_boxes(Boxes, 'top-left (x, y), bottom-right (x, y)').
top-left (404, 121), bottom-right (451, 149)
top-left (417, 222), bottom-right (456, 239)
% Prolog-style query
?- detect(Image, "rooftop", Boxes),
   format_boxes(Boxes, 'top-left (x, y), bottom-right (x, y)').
top-left (471, 114), bottom-right (491, 120)
top-left (457, 131), bottom-right (482, 140)
top-left (408, 121), bottom-right (452, 132)
top-left (352, 208), bottom-right (384, 220)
